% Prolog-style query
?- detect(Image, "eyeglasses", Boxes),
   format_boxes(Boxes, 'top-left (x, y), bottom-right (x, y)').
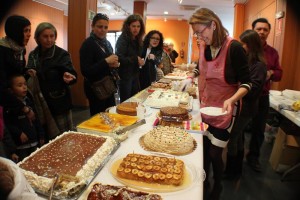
top-left (194, 26), bottom-right (208, 38)
top-left (150, 37), bottom-right (160, 41)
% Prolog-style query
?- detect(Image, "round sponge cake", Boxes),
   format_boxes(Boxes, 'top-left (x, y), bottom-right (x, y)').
top-left (141, 126), bottom-right (195, 155)
top-left (116, 102), bottom-right (138, 116)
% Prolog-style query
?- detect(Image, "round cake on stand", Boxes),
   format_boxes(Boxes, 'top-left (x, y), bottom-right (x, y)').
top-left (116, 102), bottom-right (138, 116)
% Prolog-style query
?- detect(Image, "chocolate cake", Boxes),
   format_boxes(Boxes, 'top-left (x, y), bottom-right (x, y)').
top-left (159, 106), bottom-right (189, 127)
top-left (18, 132), bottom-right (118, 197)
top-left (87, 183), bottom-right (162, 200)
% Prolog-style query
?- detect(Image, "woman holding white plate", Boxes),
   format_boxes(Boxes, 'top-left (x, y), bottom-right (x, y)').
top-left (189, 8), bottom-right (251, 199)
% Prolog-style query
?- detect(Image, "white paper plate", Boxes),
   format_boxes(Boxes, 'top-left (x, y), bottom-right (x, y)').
top-left (199, 107), bottom-right (227, 116)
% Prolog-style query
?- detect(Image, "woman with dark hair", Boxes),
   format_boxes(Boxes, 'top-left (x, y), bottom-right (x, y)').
top-left (139, 30), bottom-right (164, 90)
top-left (188, 8), bottom-right (251, 199)
top-left (26, 22), bottom-right (77, 138)
top-left (224, 29), bottom-right (267, 181)
top-left (80, 13), bottom-right (119, 116)
top-left (0, 15), bottom-right (32, 118)
top-left (115, 14), bottom-right (145, 102)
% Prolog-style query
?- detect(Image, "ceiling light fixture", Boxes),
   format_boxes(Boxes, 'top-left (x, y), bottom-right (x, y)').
top-left (178, 0), bottom-right (183, 4)
top-left (55, 0), bottom-right (68, 5)
top-left (164, 11), bottom-right (168, 15)
top-left (105, 0), bottom-right (130, 16)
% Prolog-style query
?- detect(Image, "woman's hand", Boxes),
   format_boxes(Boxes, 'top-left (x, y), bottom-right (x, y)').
top-left (27, 69), bottom-right (37, 77)
top-left (63, 72), bottom-right (76, 84)
top-left (11, 153), bottom-right (19, 163)
top-left (138, 57), bottom-right (145, 67)
top-left (197, 37), bottom-right (206, 49)
top-left (105, 54), bottom-right (118, 65)
top-left (223, 98), bottom-right (235, 114)
top-left (148, 53), bottom-right (155, 60)
top-left (20, 132), bottom-right (29, 143)
top-left (106, 55), bottom-right (119, 68)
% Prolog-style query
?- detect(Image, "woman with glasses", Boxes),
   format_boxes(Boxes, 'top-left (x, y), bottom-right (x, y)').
top-left (80, 13), bottom-right (119, 116)
top-left (189, 8), bottom-right (251, 200)
top-left (139, 30), bottom-right (164, 90)
top-left (115, 14), bottom-right (145, 102)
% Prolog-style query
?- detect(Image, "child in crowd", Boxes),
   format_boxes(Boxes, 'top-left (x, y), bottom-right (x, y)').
top-left (4, 74), bottom-right (45, 161)
top-left (156, 62), bottom-right (164, 81)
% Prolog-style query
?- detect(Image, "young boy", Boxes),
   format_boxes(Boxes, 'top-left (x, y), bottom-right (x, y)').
top-left (156, 62), bottom-right (164, 81)
top-left (4, 74), bottom-right (44, 161)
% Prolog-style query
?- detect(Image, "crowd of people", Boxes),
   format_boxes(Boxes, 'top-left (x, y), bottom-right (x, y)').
top-left (0, 7), bottom-right (283, 200)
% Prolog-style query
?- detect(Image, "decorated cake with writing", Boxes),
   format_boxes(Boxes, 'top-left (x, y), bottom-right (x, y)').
top-left (18, 132), bottom-right (118, 197)
top-left (140, 126), bottom-right (195, 155)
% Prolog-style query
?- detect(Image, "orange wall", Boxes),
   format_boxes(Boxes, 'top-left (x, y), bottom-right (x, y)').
top-left (0, 0), bottom-right (67, 60)
top-left (109, 19), bottom-right (190, 64)
top-left (244, 0), bottom-right (276, 46)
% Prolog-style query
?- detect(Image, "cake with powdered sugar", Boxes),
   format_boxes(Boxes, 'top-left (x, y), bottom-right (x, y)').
top-left (18, 131), bottom-right (118, 197)
top-left (140, 126), bottom-right (195, 155)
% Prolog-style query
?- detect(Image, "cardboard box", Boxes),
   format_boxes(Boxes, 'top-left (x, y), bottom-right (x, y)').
top-left (269, 128), bottom-right (300, 172)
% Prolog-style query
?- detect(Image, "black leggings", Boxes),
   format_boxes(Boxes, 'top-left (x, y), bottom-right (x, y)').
top-left (203, 136), bottom-right (224, 186)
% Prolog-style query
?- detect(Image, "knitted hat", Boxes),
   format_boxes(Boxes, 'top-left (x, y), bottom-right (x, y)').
top-left (5, 15), bottom-right (31, 46)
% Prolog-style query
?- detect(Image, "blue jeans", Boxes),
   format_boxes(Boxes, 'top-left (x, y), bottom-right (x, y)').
top-left (118, 75), bottom-right (140, 102)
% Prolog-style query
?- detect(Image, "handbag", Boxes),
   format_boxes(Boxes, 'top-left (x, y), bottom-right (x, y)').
top-left (91, 75), bottom-right (117, 100)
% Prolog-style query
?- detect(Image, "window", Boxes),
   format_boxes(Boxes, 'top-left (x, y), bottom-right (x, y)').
top-left (107, 31), bottom-right (121, 53)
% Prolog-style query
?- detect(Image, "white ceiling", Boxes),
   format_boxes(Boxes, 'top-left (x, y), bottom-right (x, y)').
top-left (33, 0), bottom-right (245, 36)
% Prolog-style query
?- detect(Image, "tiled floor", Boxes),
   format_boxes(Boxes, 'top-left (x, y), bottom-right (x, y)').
top-left (72, 107), bottom-right (300, 200)
top-left (221, 133), bottom-right (300, 200)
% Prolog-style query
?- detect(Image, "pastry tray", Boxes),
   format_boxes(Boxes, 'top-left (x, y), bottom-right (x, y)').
top-left (34, 141), bottom-right (121, 200)
top-left (108, 153), bottom-right (203, 193)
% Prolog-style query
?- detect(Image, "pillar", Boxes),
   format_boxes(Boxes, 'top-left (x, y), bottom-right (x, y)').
top-left (133, 1), bottom-right (147, 22)
top-left (68, 0), bottom-right (97, 107)
top-left (233, 3), bottom-right (245, 40)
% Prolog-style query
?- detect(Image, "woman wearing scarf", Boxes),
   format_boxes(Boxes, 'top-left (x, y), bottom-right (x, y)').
top-left (0, 15), bottom-right (33, 120)
top-left (26, 22), bottom-right (77, 138)
top-left (80, 13), bottom-right (119, 116)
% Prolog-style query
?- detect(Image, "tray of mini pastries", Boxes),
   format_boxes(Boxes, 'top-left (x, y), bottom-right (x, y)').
top-left (107, 153), bottom-right (203, 193)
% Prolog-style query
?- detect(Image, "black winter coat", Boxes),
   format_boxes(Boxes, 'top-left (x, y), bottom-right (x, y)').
top-left (139, 48), bottom-right (163, 90)
top-left (0, 42), bottom-right (27, 114)
top-left (115, 33), bottom-right (142, 80)
top-left (79, 36), bottom-right (116, 100)
top-left (4, 94), bottom-right (45, 146)
top-left (27, 45), bottom-right (77, 115)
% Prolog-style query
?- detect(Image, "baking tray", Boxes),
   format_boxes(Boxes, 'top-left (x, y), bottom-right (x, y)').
top-left (34, 141), bottom-right (120, 200)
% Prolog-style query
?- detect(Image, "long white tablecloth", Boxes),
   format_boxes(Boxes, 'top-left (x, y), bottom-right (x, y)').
top-left (76, 99), bottom-right (204, 200)
top-left (269, 91), bottom-right (300, 127)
